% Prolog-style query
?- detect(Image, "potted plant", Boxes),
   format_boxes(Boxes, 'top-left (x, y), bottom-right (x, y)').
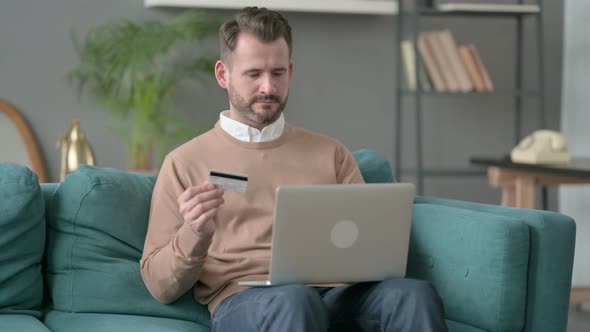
top-left (69, 10), bottom-right (219, 171)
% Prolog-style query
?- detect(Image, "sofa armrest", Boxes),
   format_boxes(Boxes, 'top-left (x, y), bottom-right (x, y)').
top-left (407, 200), bottom-right (530, 332)
top-left (413, 196), bottom-right (576, 332)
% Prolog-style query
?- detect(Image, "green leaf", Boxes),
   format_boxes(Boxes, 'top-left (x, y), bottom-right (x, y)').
top-left (68, 9), bottom-right (218, 168)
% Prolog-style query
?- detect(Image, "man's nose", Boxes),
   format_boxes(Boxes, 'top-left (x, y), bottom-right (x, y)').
top-left (259, 75), bottom-right (275, 94)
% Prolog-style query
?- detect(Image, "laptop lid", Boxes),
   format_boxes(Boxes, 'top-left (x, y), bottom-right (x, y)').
top-left (268, 183), bottom-right (415, 285)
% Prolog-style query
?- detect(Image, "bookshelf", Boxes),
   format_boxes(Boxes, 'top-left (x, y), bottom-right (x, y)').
top-left (395, 1), bottom-right (545, 195)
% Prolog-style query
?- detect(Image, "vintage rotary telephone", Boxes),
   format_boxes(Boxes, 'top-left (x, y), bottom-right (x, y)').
top-left (511, 130), bottom-right (571, 164)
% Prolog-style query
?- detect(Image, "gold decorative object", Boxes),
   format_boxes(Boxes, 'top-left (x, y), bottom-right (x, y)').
top-left (57, 117), bottom-right (96, 181)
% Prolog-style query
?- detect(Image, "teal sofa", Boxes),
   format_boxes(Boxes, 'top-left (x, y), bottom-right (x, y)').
top-left (0, 149), bottom-right (575, 332)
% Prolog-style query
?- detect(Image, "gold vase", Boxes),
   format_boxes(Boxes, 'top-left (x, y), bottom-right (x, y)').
top-left (57, 117), bottom-right (96, 181)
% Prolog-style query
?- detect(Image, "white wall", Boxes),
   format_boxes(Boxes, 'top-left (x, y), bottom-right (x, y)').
top-left (559, 0), bottom-right (590, 287)
top-left (0, 1), bottom-right (565, 208)
top-left (0, 113), bottom-right (30, 168)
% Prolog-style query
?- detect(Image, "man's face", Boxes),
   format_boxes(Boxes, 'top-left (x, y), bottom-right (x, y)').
top-left (215, 33), bottom-right (293, 129)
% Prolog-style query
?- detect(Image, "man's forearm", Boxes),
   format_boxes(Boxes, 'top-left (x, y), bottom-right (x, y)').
top-left (140, 222), bottom-right (213, 304)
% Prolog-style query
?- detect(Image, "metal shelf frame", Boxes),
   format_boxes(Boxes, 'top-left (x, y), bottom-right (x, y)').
top-left (394, 0), bottom-right (545, 195)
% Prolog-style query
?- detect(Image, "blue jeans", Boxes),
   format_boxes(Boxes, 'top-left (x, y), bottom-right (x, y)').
top-left (211, 278), bottom-right (448, 332)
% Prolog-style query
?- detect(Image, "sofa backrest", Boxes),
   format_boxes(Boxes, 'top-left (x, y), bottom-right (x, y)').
top-left (0, 163), bottom-right (45, 319)
top-left (44, 165), bottom-right (211, 326)
top-left (352, 149), bottom-right (396, 183)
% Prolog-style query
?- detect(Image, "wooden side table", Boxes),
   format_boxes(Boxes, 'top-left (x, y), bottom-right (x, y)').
top-left (471, 156), bottom-right (590, 305)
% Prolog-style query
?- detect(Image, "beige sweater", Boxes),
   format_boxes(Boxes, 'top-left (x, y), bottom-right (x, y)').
top-left (140, 121), bottom-right (365, 313)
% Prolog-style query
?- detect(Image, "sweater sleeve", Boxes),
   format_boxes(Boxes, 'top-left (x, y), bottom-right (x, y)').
top-left (336, 145), bottom-right (365, 184)
top-left (140, 156), bottom-right (213, 304)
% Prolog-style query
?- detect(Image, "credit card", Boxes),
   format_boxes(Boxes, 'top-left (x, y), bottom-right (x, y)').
top-left (209, 170), bottom-right (248, 193)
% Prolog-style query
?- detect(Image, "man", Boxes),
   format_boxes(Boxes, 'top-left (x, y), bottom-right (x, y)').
top-left (141, 7), bottom-right (447, 332)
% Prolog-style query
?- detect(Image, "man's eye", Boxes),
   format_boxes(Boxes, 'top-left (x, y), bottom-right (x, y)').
top-left (248, 73), bottom-right (260, 78)
top-left (273, 72), bottom-right (284, 77)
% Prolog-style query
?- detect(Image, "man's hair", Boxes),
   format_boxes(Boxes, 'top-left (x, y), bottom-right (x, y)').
top-left (219, 7), bottom-right (292, 61)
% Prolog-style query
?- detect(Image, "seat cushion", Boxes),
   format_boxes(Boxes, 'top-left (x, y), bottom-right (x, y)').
top-left (45, 165), bottom-right (210, 326)
top-left (0, 314), bottom-right (51, 332)
top-left (44, 310), bottom-right (208, 332)
top-left (0, 164), bottom-right (45, 318)
top-left (408, 203), bottom-right (529, 332)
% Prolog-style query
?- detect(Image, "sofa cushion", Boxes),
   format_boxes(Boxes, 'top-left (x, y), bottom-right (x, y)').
top-left (45, 165), bottom-right (210, 326)
top-left (352, 149), bottom-right (396, 183)
top-left (0, 314), bottom-right (51, 332)
top-left (0, 163), bottom-right (45, 318)
top-left (44, 310), bottom-right (209, 332)
top-left (408, 203), bottom-right (530, 332)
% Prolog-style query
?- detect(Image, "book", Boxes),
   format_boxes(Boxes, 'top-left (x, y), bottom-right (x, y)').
top-left (467, 44), bottom-right (494, 91)
top-left (401, 40), bottom-right (417, 91)
top-left (425, 31), bottom-right (459, 92)
top-left (401, 40), bottom-right (432, 91)
top-left (436, 29), bottom-right (473, 92)
top-left (436, 3), bottom-right (540, 14)
top-left (458, 45), bottom-right (486, 92)
top-left (418, 32), bottom-right (446, 92)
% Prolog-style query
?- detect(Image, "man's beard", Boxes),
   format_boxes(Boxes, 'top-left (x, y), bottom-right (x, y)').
top-left (228, 84), bottom-right (288, 127)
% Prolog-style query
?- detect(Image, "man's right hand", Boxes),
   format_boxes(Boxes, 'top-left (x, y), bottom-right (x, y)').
top-left (177, 183), bottom-right (225, 236)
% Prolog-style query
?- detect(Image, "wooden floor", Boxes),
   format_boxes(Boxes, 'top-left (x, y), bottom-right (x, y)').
top-left (568, 305), bottom-right (590, 332)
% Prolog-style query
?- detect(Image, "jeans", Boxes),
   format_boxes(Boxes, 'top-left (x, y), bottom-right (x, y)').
top-left (211, 278), bottom-right (448, 332)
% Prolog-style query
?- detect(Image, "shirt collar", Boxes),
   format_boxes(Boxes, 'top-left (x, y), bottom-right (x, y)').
top-left (219, 110), bottom-right (285, 143)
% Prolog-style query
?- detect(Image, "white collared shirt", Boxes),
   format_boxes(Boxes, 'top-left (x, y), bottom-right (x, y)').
top-left (219, 111), bottom-right (285, 143)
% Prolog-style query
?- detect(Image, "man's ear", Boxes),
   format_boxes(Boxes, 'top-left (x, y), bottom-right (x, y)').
top-left (289, 62), bottom-right (294, 81)
top-left (215, 60), bottom-right (229, 89)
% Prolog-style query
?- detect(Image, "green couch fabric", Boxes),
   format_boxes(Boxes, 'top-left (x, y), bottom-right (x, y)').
top-left (0, 314), bottom-right (51, 332)
top-left (445, 320), bottom-right (487, 332)
top-left (0, 163), bottom-right (45, 318)
top-left (408, 203), bottom-right (529, 332)
top-left (353, 149), bottom-right (397, 183)
top-left (0, 150), bottom-right (573, 332)
top-left (416, 196), bottom-right (576, 332)
top-left (44, 310), bottom-right (209, 332)
top-left (353, 150), bottom-right (530, 331)
top-left (45, 165), bottom-right (210, 326)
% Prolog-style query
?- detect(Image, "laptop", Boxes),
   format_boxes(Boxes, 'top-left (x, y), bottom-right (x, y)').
top-left (239, 183), bottom-right (415, 287)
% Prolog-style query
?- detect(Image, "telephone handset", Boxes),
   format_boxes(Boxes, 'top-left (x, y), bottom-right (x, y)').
top-left (511, 130), bottom-right (571, 164)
